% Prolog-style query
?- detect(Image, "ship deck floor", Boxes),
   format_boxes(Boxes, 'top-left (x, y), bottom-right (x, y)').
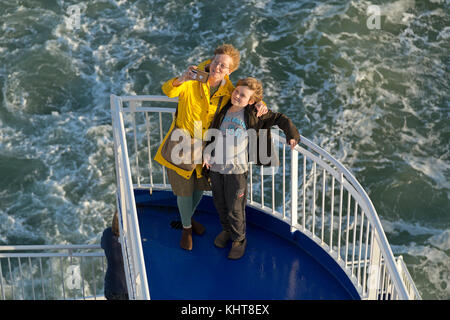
top-left (134, 189), bottom-right (357, 300)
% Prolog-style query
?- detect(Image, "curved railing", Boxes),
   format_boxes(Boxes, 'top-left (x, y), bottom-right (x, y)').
top-left (110, 94), bottom-right (420, 300)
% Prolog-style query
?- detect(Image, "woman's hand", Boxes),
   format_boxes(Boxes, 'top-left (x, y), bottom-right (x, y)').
top-left (173, 66), bottom-right (197, 86)
top-left (202, 159), bottom-right (211, 170)
top-left (255, 101), bottom-right (268, 117)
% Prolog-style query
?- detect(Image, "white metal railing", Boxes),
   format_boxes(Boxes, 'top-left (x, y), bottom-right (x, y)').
top-left (396, 255), bottom-right (422, 300)
top-left (110, 94), bottom-right (421, 300)
top-left (111, 95), bottom-right (150, 300)
top-left (0, 245), bottom-right (105, 300)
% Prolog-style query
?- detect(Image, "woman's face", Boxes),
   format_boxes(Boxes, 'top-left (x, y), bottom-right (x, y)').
top-left (209, 54), bottom-right (233, 82)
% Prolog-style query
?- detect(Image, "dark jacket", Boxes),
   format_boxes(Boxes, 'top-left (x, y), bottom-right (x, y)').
top-left (207, 101), bottom-right (301, 166)
top-left (101, 227), bottom-right (129, 300)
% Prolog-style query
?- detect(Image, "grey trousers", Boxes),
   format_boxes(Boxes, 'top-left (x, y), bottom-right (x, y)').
top-left (209, 171), bottom-right (248, 242)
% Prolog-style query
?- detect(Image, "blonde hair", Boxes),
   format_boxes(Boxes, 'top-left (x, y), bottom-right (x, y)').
top-left (236, 77), bottom-right (264, 103)
top-left (214, 44), bottom-right (240, 72)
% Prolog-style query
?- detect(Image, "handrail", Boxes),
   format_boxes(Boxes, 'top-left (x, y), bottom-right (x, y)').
top-left (110, 94), bottom-right (150, 300)
top-left (292, 136), bottom-right (409, 299)
top-left (0, 245), bottom-right (101, 251)
top-left (120, 95), bottom-right (178, 103)
top-left (110, 94), bottom-right (419, 300)
top-left (396, 256), bottom-right (422, 300)
top-left (0, 244), bottom-right (105, 300)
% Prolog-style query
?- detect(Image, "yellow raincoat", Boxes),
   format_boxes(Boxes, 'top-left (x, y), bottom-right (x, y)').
top-left (154, 60), bottom-right (235, 179)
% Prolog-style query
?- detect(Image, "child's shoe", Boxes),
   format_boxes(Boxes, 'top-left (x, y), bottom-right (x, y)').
top-left (214, 230), bottom-right (231, 248)
top-left (228, 238), bottom-right (247, 260)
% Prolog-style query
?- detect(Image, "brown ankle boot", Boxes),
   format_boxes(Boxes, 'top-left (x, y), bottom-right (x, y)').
top-left (180, 227), bottom-right (193, 251)
top-left (191, 218), bottom-right (205, 235)
top-left (214, 230), bottom-right (231, 248)
top-left (228, 238), bottom-right (247, 260)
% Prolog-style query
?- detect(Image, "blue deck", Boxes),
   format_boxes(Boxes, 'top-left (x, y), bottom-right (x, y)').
top-left (134, 189), bottom-right (360, 300)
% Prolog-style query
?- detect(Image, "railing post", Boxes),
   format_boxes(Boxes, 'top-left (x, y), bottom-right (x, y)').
top-left (290, 149), bottom-right (298, 232)
top-left (130, 100), bottom-right (141, 187)
top-left (368, 234), bottom-right (382, 300)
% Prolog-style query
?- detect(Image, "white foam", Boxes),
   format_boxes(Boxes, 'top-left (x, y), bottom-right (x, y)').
top-left (392, 243), bottom-right (448, 262)
top-left (381, 218), bottom-right (443, 237)
top-left (402, 154), bottom-right (450, 191)
top-left (379, 0), bottom-right (416, 25)
top-left (437, 26), bottom-right (450, 40)
top-left (391, 240), bottom-right (450, 298)
top-left (0, 214), bottom-right (38, 243)
top-left (428, 230), bottom-right (450, 251)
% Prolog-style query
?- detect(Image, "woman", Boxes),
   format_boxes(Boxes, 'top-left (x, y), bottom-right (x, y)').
top-left (154, 44), bottom-right (266, 251)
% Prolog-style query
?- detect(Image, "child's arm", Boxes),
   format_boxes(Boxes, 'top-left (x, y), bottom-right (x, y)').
top-left (254, 107), bottom-right (301, 148)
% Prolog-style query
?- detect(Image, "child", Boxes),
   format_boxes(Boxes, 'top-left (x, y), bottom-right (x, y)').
top-left (203, 77), bottom-right (300, 259)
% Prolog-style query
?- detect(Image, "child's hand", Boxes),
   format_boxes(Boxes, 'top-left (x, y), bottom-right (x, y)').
top-left (202, 154), bottom-right (211, 169)
top-left (255, 101), bottom-right (268, 117)
top-left (289, 139), bottom-right (297, 150)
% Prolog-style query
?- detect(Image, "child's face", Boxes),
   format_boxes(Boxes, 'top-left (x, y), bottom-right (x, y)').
top-left (231, 86), bottom-right (255, 108)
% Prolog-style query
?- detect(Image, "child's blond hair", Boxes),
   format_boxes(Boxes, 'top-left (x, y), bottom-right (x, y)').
top-left (236, 77), bottom-right (264, 103)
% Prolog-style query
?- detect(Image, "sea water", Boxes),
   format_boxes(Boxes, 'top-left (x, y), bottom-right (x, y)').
top-left (0, 0), bottom-right (448, 299)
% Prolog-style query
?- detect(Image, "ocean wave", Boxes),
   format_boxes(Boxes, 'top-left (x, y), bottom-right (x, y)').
top-left (390, 240), bottom-right (450, 299)
top-left (385, 219), bottom-right (449, 299)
